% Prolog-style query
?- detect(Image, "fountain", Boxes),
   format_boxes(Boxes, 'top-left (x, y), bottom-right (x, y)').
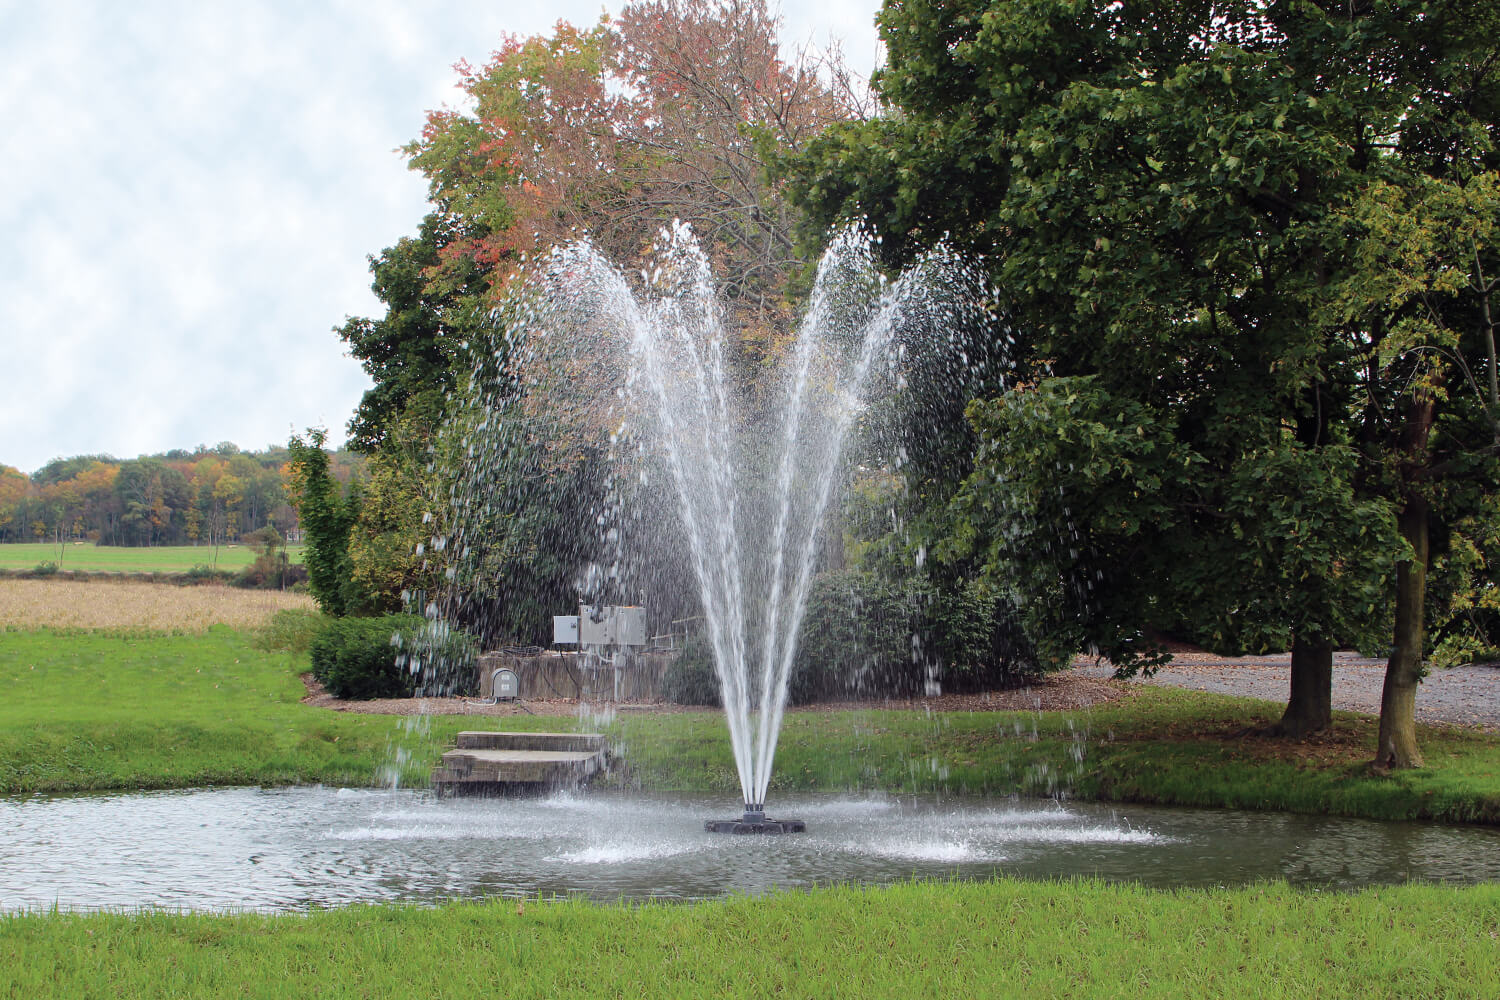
top-left (427, 222), bottom-right (983, 832)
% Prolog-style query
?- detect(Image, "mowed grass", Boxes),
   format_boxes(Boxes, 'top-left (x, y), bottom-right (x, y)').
top-left (2, 880), bottom-right (1497, 998)
top-left (594, 690), bottom-right (1500, 825)
top-left (0, 626), bottom-right (465, 792)
top-left (0, 578), bottom-right (314, 632)
top-left (0, 577), bottom-right (1496, 823)
top-left (0, 541), bottom-right (304, 573)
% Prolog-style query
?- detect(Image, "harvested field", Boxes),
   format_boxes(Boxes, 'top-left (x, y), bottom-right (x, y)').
top-left (0, 578), bottom-right (314, 632)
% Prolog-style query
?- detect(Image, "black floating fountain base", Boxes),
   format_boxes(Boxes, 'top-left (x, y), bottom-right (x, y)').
top-left (704, 805), bottom-right (806, 834)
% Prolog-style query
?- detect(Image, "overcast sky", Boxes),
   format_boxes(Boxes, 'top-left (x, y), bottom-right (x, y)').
top-left (1, 1), bottom-right (883, 475)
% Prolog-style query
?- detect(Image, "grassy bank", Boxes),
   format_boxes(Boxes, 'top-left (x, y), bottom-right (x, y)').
top-left (2, 880), bottom-right (1496, 998)
top-left (2, 623), bottom-right (1497, 825)
top-left (0, 542), bottom-right (304, 574)
top-left (0, 626), bottom-right (457, 792)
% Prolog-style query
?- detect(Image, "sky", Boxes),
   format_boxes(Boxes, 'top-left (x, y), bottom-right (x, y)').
top-left (1, 1), bottom-right (884, 475)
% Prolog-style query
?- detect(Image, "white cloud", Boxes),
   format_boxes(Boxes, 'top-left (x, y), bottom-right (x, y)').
top-left (0, 0), bottom-right (881, 474)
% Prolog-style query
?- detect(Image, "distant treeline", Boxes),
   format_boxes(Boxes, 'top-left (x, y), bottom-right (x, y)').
top-left (0, 443), bottom-right (365, 547)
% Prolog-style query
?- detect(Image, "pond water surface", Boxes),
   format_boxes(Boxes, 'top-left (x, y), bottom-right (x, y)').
top-left (2, 787), bottom-right (1496, 912)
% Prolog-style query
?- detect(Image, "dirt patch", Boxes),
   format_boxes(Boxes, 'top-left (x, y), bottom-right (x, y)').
top-left (298, 673), bottom-right (715, 718)
top-left (298, 671), bottom-right (1136, 718)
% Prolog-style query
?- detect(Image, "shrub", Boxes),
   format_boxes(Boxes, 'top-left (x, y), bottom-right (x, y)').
top-left (792, 571), bottom-right (923, 703)
top-left (308, 614), bottom-right (425, 699)
top-left (790, 570), bottom-right (1039, 703)
top-left (183, 564), bottom-right (234, 585)
top-left (660, 634), bottom-right (721, 706)
top-left (394, 618), bottom-right (481, 696)
top-left (27, 561), bottom-right (60, 578)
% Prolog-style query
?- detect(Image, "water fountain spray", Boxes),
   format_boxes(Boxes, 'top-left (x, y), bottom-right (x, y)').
top-left (430, 221), bottom-right (982, 833)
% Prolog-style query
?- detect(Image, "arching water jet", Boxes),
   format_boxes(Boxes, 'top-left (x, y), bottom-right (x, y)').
top-left (427, 222), bottom-right (985, 832)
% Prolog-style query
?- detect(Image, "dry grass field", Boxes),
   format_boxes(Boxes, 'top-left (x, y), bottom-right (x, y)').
top-left (0, 579), bottom-right (315, 632)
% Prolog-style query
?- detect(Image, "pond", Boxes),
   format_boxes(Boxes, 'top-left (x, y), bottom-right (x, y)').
top-left (2, 787), bottom-right (1496, 912)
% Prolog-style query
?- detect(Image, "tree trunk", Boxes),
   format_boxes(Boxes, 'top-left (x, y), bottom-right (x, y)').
top-left (1374, 385), bottom-right (1437, 772)
top-left (1269, 633), bottom-right (1333, 737)
top-left (1375, 493), bottom-right (1428, 770)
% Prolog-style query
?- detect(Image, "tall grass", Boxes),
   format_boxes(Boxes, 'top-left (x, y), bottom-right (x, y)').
top-left (2, 880), bottom-right (1496, 998)
top-left (0, 579), bottom-right (314, 632)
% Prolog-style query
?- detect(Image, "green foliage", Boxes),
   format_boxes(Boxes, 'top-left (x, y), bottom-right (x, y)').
top-left (788, 0), bottom-right (1500, 702)
top-left (307, 614), bottom-right (425, 700)
top-left (792, 570), bottom-right (924, 703)
top-left (26, 560), bottom-right (58, 578)
top-left (287, 429), bottom-right (365, 617)
top-left (338, 213), bottom-right (488, 454)
top-left (792, 569), bottom-right (1038, 702)
top-left (659, 633), bottom-right (721, 706)
top-left (347, 416), bottom-right (440, 614)
top-left (396, 618), bottom-right (481, 697)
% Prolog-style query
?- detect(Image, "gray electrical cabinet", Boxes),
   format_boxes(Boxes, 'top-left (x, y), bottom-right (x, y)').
top-left (575, 604), bottom-right (647, 647)
top-left (553, 615), bottom-right (580, 645)
top-left (614, 606), bottom-right (646, 647)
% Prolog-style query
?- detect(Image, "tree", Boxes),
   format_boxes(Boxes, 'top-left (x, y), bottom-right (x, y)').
top-left (338, 213), bottom-right (489, 453)
top-left (790, 0), bottom-right (1500, 751)
top-left (1330, 171), bottom-right (1500, 767)
top-left (405, 0), bottom-right (857, 361)
top-left (342, 0), bottom-right (861, 646)
top-left (286, 430), bottom-right (362, 617)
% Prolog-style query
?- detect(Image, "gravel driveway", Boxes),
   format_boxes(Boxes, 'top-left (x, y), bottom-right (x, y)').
top-left (1070, 651), bottom-right (1500, 731)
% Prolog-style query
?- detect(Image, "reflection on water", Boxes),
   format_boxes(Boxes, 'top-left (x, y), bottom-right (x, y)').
top-left (0, 787), bottom-right (1495, 912)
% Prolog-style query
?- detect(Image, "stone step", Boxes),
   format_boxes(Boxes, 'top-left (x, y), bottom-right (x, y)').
top-left (432, 731), bottom-right (609, 793)
top-left (453, 730), bottom-right (606, 753)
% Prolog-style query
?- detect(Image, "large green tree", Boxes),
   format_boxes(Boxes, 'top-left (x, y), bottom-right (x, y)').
top-left (790, 0), bottom-right (1500, 753)
top-left (338, 213), bottom-right (489, 454)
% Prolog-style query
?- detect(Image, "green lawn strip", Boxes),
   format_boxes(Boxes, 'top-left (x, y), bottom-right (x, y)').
top-left (0, 542), bottom-right (304, 574)
top-left (600, 692), bottom-right (1500, 825)
top-left (1, 880), bottom-right (1496, 998)
top-left (3, 628), bottom-right (1498, 826)
top-left (0, 628), bottom-right (460, 792)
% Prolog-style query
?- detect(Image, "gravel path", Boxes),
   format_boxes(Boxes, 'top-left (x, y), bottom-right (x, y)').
top-left (1070, 652), bottom-right (1500, 731)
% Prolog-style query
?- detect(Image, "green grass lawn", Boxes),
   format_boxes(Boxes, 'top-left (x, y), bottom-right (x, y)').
top-left (2, 625), bottom-right (1497, 825)
top-left (0, 542), bottom-right (304, 574)
top-left (0, 626), bottom-right (451, 791)
top-left (2, 880), bottom-right (1496, 998)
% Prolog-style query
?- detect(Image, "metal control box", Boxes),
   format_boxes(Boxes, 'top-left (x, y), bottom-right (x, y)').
top-left (575, 605), bottom-right (648, 647)
top-left (553, 615), bottom-right (580, 645)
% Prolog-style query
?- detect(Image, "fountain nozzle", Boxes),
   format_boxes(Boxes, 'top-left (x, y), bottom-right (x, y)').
top-left (705, 803), bottom-right (804, 834)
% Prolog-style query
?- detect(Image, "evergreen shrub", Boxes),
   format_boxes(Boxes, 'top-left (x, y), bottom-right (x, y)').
top-left (309, 614), bottom-right (424, 699)
top-left (660, 634), bottom-right (721, 706)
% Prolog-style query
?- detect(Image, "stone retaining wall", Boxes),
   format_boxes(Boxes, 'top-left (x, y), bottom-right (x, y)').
top-left (477, 650), bottom-right (678, 701)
